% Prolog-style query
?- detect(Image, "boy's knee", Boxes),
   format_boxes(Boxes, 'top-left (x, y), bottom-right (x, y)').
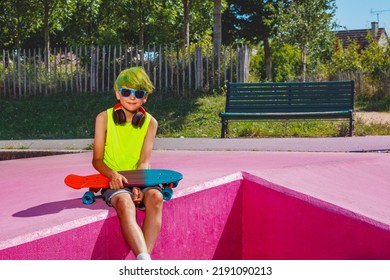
top-left (112, 194), bottom-right (135, 216)
top-left (144, 189), bottom-right (163, 207)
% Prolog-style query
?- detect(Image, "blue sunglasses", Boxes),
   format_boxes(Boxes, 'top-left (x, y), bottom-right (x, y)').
top-left (118, 88), bottom-right (147, 99)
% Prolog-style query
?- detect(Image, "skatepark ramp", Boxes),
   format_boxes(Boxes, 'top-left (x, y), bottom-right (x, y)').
top-left (1, 151), bottom-right (390, 259)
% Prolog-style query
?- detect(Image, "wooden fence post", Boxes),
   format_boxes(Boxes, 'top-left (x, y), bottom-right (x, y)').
top-left (0, 43), bottom-right (250, 97)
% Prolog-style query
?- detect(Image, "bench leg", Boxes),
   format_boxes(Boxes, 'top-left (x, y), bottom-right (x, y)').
top-left (221, 119), bottom-right (228, 138)
top-left (349, 117), bottom-right (354, 137)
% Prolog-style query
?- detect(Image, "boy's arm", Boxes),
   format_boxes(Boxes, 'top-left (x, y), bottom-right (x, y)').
top-left (92, 111), bottom-right (128, 189)
top-left (137, 116), bottom-right (158, 170)
top-left (132, 116), bottom-right (157, 204)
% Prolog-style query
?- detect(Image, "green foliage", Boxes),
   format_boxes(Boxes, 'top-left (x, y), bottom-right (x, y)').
top-left (357, 95), bottom-right (390, 111)
top-left (271, 43), bottom-right (301, 82)
top-left (61, 0), bottom-right (103, 46)
top-left (0, 0), bottom-right (220, 49)
top-left (277, 0), bottom-right (337, 80)
top-left (361, 34), bottom-right (390, 80)
top-left (354, 118), bottom-right (390, 136)
top-left (327, 41), bottom-right (362, 74)
top-left (231, 121), bottom-right (353, 137)
top-left (250, 42), bottom-right (301, 82)
top-left (1, 0), bottom-right (390, 101)
top-left (222, 0), bottom-right (279, 45)
top-left (330, 33), bottom-right (390, 78)
top-left (0, 0), bottom-right (42, 48)
top-left (326, 32), bottom-right (390, 99)
top-left (249, 47), bottom-right (264, 81)
top-left (187, 0), bottom-right (216, 44)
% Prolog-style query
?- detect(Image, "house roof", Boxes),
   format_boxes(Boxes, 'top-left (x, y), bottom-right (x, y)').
top-left (335, 25), bottom-right (387, 49)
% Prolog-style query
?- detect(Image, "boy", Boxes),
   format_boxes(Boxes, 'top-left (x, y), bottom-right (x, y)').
top-left (92, 67), bottom-right (161, 260)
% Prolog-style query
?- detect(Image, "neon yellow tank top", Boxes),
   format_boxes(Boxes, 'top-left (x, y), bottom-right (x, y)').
top-left (103, 107), bottom-right (151, 171)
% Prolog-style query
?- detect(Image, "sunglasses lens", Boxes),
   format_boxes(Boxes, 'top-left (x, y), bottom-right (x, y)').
top-left (135, 90), bottom-right (145, 99)
top-left (119, 88), bottom-right (146, 99)
top-left (121, 89), bottom-right (131, 97)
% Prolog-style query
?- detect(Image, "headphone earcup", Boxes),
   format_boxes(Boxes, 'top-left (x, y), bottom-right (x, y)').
top-left (113, 103), bottom-right (126, 124)
top-left (113, 103), bottom-right (146, 126)
top-left (132, 107), bottom-right (146, 127)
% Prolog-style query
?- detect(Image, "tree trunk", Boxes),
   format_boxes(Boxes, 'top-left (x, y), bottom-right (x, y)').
top-left (263, 38), bottom-right (272, 81)
top-left (138, 0), bottom-right (145, 50)
top-left (181, 0), bottom-right (190, 54)
top-left (43, 0), bottom-right (50, 71)
top-left (302, 48), bottom-right (307, 82)
top-left (213, 0), bottom-right (222, 56)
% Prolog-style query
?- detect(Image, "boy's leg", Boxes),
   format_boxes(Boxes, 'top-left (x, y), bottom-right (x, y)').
top-left (142, 188), bottom-right (163, 254)
top-left (110, 192), bottom-right (148, 256)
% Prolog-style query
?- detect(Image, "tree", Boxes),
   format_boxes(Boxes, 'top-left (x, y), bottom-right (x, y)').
top-left (117, 0), bottom-right (153, 49)
top-left (222, 0), bottom-right (283, 81)
top-left (360, 34), bottom-right (390, 98)
top-left (97, 0), bottom-right (184, 47)
top-left (60, 0), bottom-right (102, 46)
top-left (327, 40), bottom-right (362, 74)
top-left (0, 0), bottom-right (218, 50)
top-left (271, 43), bottom-right (301, 82)
top-left (178, 0), bottom-right (218, 53)
top-left (277, 0), bottom-right (337, 81)
top-left (34, 0), bottom-right (72, 67)
top-left (187, 0), bottom-right (215, 44)
top-left (0, 0), bottom-right (41, 48)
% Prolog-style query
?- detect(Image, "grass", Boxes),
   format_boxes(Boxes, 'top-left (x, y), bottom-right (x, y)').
top-left (0, 91), bottom-right (389, 140)
top-left (355, 95), bottom-right (390, 112)
top-left (0, 145), bottom-right (30, 149)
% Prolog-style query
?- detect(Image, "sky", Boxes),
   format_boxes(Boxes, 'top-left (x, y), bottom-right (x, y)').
top-left (334, 0), bottom-right (390, 30)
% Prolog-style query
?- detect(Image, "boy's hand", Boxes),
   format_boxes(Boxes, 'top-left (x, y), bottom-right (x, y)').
top-left (131, 187), bottom-right (144, 205)
top-left (108, 171), bottom-right (128, 190)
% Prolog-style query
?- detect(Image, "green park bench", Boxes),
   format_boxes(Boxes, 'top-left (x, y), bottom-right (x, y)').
top-left (219, 80), bottom-right (355, 138)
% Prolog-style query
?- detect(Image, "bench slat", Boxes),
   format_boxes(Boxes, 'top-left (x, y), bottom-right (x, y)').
top-left (225, 106), bottom-right (354, 114)
top-left (220, 111), bottom-right (352, 118)
top-left (228, 98), bottom-right (353, 104)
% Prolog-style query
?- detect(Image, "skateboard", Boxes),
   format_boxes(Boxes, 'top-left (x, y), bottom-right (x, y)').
top-left (64, 169), bottom-right (183, 204)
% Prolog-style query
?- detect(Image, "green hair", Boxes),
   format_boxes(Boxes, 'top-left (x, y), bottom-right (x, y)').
top-left (114, 67), bottom-right (154, 94)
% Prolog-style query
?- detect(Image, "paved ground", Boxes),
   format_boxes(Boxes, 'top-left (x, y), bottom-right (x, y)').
top-left (1, 136), bottom-right (390, 153)
top-left (356, 112), bottom-right (390, 124)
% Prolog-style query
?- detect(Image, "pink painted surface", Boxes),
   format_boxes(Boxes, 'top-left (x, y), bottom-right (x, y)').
top-left (1, 151), bottom-right (390, 259)
top-left (242, 174), bottom-right (390, 259)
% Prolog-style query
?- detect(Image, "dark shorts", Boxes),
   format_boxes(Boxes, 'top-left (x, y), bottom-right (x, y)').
top-left (101, 187), bottom-right (133, 207)
top-left (101, 185), bottom-right (163, 207)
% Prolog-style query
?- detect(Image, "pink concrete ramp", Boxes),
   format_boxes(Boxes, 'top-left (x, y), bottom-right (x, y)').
top-left (1, 150), bottom-right (390, 259)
